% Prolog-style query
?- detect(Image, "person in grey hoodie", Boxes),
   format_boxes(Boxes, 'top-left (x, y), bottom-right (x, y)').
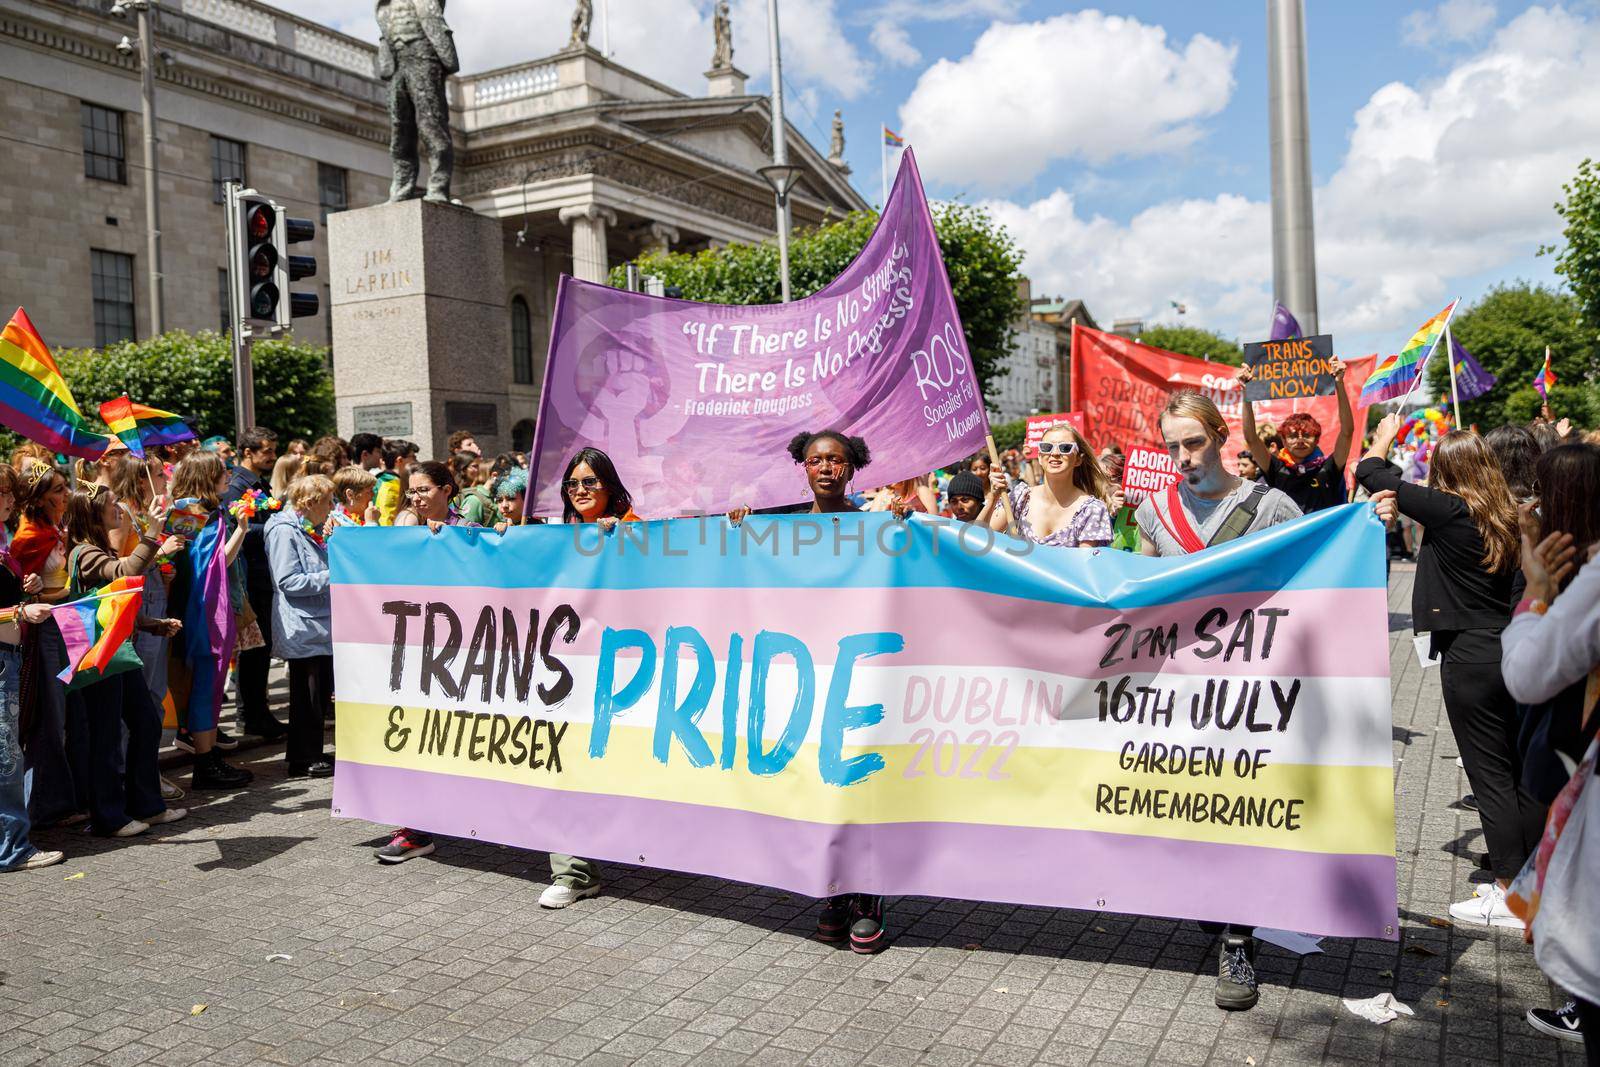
top-left (265, 474), bottom-right (335, 778)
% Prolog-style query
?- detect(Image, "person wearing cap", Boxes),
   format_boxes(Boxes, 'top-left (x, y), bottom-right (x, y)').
top-left (941, 470), bottom-right (992, 525)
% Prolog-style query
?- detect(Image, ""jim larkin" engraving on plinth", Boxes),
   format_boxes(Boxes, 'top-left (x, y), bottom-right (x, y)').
top-left (345, 248), bottom-right (414, 296)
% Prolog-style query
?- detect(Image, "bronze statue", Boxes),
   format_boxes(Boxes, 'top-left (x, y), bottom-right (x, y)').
top-left (570, 0), bottom-right (592, 46)
top-left (711, 1), bottom-right (733, 70)
top-left (376, 0), bottom-right (458, 204)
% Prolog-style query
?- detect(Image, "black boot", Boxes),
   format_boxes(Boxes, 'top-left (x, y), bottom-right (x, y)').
top-left (849, 895), bottom-right (887, 954)
top-left (192, 751), bottom-right (254, 790)
top-left (815, 896), bottom-right (850, 943)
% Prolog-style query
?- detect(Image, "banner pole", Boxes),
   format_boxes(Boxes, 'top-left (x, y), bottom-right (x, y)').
top-left (986, 432), bottom-right (1017, 536)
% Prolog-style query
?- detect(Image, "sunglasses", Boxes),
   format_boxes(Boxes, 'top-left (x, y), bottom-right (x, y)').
top-left (803, 456), bottom-right (849, 471)
top-left (1037, 441), bottom-right (1080, 456)
top-left (562, 476), bottom-right (602, 493)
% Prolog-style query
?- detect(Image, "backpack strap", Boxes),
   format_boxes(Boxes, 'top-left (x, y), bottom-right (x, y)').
top-left (1208, 482), bottom-right (1270, 548)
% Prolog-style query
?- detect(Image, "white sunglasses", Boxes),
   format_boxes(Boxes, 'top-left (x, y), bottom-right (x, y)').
top-left (1037, 441), bottom-right (1079, 455)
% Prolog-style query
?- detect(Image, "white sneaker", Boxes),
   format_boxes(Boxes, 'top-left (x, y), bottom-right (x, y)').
top-left (15, 850), bottom-right (65, 871)
top-left (159, 775), bottom-right (185, 802)
top-left (538, 882), bottom-right (602, 909)
top-left (146, 807), bottom-right (187, 826)
top-left (112, 819), bottom-right (150, 838)
top-left (1448, 882), bottom-right (1524, 929)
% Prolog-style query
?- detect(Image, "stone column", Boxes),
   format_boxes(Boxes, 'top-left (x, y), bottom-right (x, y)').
top-left (559, 204), bottom-right (617, 282)
top-left (639, 221), bottom-right (679, 258)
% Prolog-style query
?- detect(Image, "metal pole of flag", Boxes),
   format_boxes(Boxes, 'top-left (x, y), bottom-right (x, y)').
top-left (881, 127), bottom-right (888, 209)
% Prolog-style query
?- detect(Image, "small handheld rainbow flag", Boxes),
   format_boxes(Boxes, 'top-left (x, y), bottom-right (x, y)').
top-left (53, 576), bottom-right (145, 688)
top-left (98, 394), bottom-right (197, 458)
top-left (1534, 346), bottom-right (1557, 399)
top-left (0, 308), bottom-right (111, 459)
top-left (883, 126), bottom-right (905, 148)
top-left (1360, 299), bottom-right (1458, 405)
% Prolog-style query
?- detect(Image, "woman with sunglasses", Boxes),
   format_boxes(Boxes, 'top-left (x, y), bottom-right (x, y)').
top-left (530, 449), bottom-right (639, 909)
top-left (986, 425), bottom-right (1113, 547)
top-left (374, 461), bottom-right (481, 866)
top-left (559, 449), bottom-right (638, 527)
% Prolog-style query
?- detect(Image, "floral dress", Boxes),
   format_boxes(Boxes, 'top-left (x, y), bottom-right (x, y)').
top-left (1009, 483), bottom-right (1114, 547)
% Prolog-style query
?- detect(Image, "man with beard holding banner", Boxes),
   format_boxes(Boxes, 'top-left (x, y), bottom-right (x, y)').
top-left (1133, 388), bottom-right (1300, 1011)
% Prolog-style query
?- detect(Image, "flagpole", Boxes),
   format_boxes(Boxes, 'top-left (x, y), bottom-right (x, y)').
top-left (880, 126), bottom-right (888, 209)
top-left (1398, 296), bottom-right (1461, 408)
top-left (1541, 345), bottom-right (1553, 421)
top-left (1446, 323), bottom-right (1461, 425)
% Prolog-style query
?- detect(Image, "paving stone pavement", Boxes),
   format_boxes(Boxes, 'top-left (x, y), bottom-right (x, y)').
top-left (0, 564), bottom-right (1585, 1066)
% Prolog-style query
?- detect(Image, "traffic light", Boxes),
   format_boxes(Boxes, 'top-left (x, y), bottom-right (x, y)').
top-left (274, 212), bottom-right (319, 330)
top-left (223, 184), bottom-right (317, 337)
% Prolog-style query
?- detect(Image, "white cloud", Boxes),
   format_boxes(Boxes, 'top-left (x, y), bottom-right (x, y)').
top-left (270, 0), bottom-right (871, 99)
top-left (899, 11), bottom-right (1237, 191)
top-left (872, 19), bottom-right (921, 66)
top-left (986, 5), bottom-right (1600, 349)
top-left (1402, 0), bottom-right (1497, 46)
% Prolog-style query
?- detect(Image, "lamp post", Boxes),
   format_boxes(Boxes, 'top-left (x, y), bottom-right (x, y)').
top-left (761, 0), bottom-right (799, 303)
top-left (758, 163), bottom-right (802, 303)
top-left (111, 0), bottom-right (164, 336)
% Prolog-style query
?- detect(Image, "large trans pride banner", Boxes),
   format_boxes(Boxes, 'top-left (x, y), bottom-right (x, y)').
top-left (526, 148), bottom-right (988, 519)
top-left (330, 506), bottom-right (1397, 939)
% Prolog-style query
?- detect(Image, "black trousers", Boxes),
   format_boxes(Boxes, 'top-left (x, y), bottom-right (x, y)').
top-left (1437, 632), bottom-right (1547, 881)
top-left (1578, 998), bottom-right (1600, 1067)
top-left (235, 580), bottom-right (275, 728)
top-left (286, 655), bottom-right (332, 769)
top-left (64, 671), bottom-right (164, 834)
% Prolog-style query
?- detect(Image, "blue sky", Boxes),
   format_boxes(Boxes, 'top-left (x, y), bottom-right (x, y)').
top-left (285, 0), bottom-right (1597, 358)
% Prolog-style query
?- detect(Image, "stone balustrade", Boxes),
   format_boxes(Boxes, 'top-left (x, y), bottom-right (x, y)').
top-left (466, 63), bottom-right (560, 107)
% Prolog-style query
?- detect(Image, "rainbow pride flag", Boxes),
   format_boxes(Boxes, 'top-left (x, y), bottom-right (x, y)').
top-left (99, 394), bottom-right (196, 458)
top-left (0, 308), bottom-right (111, 459)
top-left (53, 576), bottom-right (144, 687)
top-left (1534, 346), bottom-right (1557, 399)
top-left (1359, 300), bottom-right (1458, 405)
top-left (883, 125), bottom-right (905, 147)
top-left (331, 507), bottom-right (1397, 938)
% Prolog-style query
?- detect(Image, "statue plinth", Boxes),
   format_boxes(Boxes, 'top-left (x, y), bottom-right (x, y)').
top-left (329, 199), bottom-right (512, 457)
top-left (704, 65), bottom-right (747, 98)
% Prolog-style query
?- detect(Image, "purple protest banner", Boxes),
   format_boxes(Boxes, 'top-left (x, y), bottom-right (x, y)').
top-left (1448, 333), bottom-right (1496, 402)
top-left (526, 149), bottom-right (990, 518)
top-left (1269, 301), bottom-right (1302, 341)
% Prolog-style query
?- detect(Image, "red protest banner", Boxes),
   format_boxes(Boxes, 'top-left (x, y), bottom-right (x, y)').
top-left (1069, 324), bottom-right (1375, 474)
top-left (1121, 445), bottom-right (1180, 504)
top-left (1022, 411), bottom-right (1086, 456)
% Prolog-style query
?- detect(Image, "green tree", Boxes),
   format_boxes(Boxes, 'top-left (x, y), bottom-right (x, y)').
top-left (1544, 158), bottom-right (1600, 338)
top-left (612, 203), bottom-right (1028, 396)
top-left (990, 417), bottom-right (1027, 452)
top-left (0, 330), bottom-right (335, 459)
top-left (1423, 282), bottom-right (1599, 429)
top-left (1134, 325), bottom-right (1243, 366)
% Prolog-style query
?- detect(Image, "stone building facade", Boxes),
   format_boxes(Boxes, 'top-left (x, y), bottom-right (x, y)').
top-left (989, 280), bottom-right (1097, 425)
top-left (0, 0), bottom-right (864, 453)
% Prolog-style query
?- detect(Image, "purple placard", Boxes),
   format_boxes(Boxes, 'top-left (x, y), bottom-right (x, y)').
top-left (526, 149), bottom-right (990, 518)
